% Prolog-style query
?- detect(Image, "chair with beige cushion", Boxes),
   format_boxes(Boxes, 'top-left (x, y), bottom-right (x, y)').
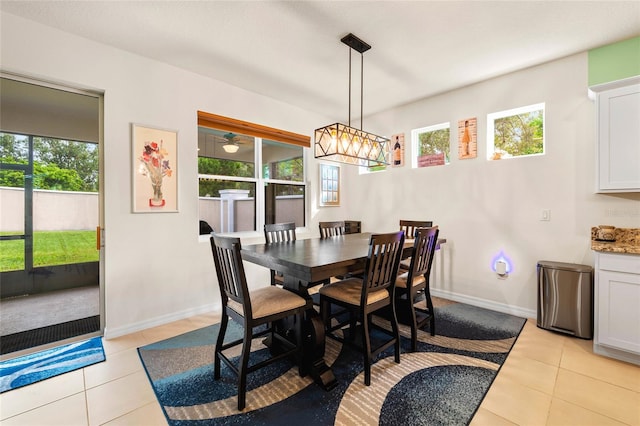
top-left (210, 234), bottom-right (307, 411)
top-left (399, 220), bottom-right (433, 270)
top-left (319, 221), bottom-right (346, 239)
top-left (319, 231), bottom-right (405, 386)
top-left (395, 226), bottom-right (439, 351)
top-left (264, 222), bottom-right (296, 286)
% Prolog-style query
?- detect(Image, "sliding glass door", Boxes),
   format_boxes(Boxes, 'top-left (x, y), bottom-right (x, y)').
top-left (0, 76), bottom-right (102, 354)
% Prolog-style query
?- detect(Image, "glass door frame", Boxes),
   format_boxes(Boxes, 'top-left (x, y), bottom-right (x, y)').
top-left (1, 73), bottom-right (105, 339)
top-left (0, 135), bottom-right (34, 295)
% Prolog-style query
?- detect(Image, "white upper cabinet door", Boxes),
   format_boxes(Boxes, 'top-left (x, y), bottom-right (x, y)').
top-left (593, 77), bottom-right (640, 193)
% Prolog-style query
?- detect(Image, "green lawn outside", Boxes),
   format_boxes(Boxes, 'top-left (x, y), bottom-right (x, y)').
top-left (0, 230), bottom-right (98, 272)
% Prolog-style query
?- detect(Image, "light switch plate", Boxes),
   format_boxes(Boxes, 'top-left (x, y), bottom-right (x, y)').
top-left (540, 209), bottom-right (551, 221)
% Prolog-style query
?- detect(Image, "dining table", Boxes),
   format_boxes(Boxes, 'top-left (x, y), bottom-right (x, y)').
top-left (241, 232), bottom-right (446, 391)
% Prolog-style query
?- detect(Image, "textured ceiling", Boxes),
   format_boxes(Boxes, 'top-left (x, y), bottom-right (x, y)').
top-left (1, 1), bottom-right (639, 122)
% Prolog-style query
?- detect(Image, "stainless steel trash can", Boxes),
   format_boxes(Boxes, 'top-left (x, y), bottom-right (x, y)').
top-left (537, 261), bottom-right (593, 339)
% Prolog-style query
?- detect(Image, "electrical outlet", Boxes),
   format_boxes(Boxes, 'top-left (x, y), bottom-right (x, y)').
top-left (540, 209), bottom-right (550, 221)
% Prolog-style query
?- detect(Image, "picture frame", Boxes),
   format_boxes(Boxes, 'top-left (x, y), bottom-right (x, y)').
top-left (131, 123), bottom-right (178, 213)
top-left (391, 133), bottom-right (405, 167)
top-left (458, 117), bottom-right (477, 159)
top-left (319, 163), bottom-right (340, 206)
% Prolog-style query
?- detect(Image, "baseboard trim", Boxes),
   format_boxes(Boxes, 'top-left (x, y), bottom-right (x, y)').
top-left (431, 289), bottom-right (536, 319)
top-left (104, 292), bottom-right (535, 339)
top-left (594, 343), bottom-right (640, 366)
top-left (104, 303), bottom-right (218, 339)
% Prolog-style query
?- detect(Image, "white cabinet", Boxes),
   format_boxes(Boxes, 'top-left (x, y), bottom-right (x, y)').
top-left (591, 77), bottom-right (640, 193)
top-left (594, 252), bottom-right (640, 365)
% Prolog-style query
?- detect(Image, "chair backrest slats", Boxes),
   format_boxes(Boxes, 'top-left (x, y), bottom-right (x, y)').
top-left (399, 220), bottom-right (433, 239)
top-left (319, 221), bottom-right (346, 239)
top-left (408, 227), bottom-right (440, 284)
top-left (210, 235), bottom-right (253, 318)
top-left (264, 222), bottom-right (297, 244)
top-left (361, 231), bottom-right (405, 303)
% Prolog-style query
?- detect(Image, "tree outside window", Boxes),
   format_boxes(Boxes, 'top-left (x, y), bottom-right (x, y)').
top-left (411, 123), bottom-right (451, 168)
top-left (487, 103), bottom-right (545, 160)
top-left (1, 133), bottom-right (98, 192)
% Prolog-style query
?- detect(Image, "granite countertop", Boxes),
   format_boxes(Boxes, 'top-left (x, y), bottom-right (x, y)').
top-left (591, 227), bottom-right (640, 254)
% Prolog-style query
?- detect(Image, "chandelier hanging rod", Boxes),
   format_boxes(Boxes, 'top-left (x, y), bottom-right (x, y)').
top-left (341, 33), bottom-right (370, 130)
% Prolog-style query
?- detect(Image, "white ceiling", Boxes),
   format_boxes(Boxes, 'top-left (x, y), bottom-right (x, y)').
top-left (2, 1), bottom-right (639, 122)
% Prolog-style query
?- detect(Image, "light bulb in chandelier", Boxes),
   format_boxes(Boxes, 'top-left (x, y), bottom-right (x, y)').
top-left (362, 140), bottom-right (370, 156)
top-left (340, 133), bottom-right (350, 153)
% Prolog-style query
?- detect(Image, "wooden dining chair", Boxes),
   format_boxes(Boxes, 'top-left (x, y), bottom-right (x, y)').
top-left (319, 220), bottom-right (358, 280)
top-left (319, 221), bottom-right (346, 239)
top-left (399, 220), bottom-right (433, 239)
top-left (399, 220), bottom-right (433, 270)
top-left (395, 226), bottom-right (439, 351)
top-left (319, 231), bottom-right (405, 386)
top-left (264, 222), bottom-right (296, 286)
top-left (210, 234), bottom-right (307, 411)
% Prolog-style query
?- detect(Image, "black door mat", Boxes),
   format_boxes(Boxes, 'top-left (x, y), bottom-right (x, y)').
top-left (0, 315), bottom-right (100, 355)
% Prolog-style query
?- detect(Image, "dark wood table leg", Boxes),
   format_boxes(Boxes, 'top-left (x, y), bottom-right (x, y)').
top-left (283, 277), bottom-right (337, 391)
top-left (304, 308), bottom-right (337, 390)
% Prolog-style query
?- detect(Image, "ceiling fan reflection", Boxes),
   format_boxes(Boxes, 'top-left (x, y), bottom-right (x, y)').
top-left (221, 133), bottom-right (241, 153)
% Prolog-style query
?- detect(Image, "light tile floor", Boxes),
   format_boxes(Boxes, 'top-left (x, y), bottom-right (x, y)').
top-left (1, 316), bottom-right (639, 425)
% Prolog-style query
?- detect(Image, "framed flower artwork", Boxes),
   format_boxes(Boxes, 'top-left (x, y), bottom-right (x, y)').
top-left (131, 123), bottom-right (178, 213)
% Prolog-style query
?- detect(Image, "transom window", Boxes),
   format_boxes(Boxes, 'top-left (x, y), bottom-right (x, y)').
top-left (411, 122), bottom-right (451, 168)
top-left (487, 103), bottom-right (545, 160)
top-left (197, 112), bottom-right (309, 235)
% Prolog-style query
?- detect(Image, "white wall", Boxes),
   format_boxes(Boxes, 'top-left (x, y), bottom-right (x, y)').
top-left (0, 11), bottom-right (335, 338)
top-left (341, 53), bottom-right (640, 317)
top-left (3, 12), bottom-right (638, 336)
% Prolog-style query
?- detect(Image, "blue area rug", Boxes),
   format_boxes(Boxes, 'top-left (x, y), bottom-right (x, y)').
top-left (0, 336), bottom-right (105, 393)
top-left (138, 299), bottom-right (525, 425)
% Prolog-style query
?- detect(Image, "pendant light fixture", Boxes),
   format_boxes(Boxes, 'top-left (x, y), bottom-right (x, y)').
top-left (222, 142), bottom-right (240, 153)
top-left (314, 33), bottom-right (389, 167)
top-left (222, 132), bottom-right (240, 153)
